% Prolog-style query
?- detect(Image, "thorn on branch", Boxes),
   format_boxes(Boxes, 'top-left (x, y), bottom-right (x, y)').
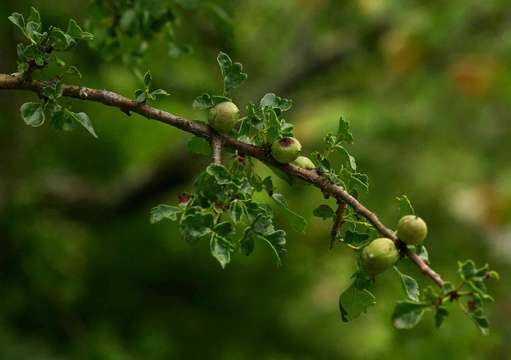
top-left (330, 201), bottom-right (347, 249)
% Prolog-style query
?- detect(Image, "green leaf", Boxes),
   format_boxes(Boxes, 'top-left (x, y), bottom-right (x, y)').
top-left (346, 171), bottom-right (369, 193)
top-left (260, 93), bottom-right (292, 113)
top-left (241, 229), bottom-right (256, 256)
top-left (422, 286), bottom-right (441, 303)
top-left (217, 51), bottom-right (247, 93)
top-left (339, 283), bottom-right (376, 322)
top-left (394, 267), bottom-right (420, 302)
top-left (458, 259), bottom-right (477, 281)
top-left (334, 144), bottom-right (357, 170)
top-left (8, 13), bottom-right (26, 36)
top-left (28, 7), bottom-right (41, 25)
top-left (188, 136), bottom-right (211, 156)
top-left (20, 102), bottom-right (45, 127)
top-left (435, 307), bottom-right (449, 328)
top-left (487, 270), bottom-right (500, 280)
top-left (66, 66), bottom-right (82, 78)
top-left (251, 215), bottom-right (274, 236)
top-left (65, 110), bottom-right (97, 138)
top-left (149, 89), bottom-right (170, 99)
top-left (25, 21), bottom-right (42, 40)
top-left (229, 200), bottom-right (245, 224)
top-left (392, 301), bottom-right (429, 329)
top-left (192, 94), bottom-right (231, 110)
top-left (67, 19), bottom-right (94, 41)
top-left (150, 205), bottom-right (181, 223)
top-left (468, 309), bottom-right (489, 335)
top-left (47, 108), bottom-right (70, 131)
top-left (416, 245), bottom-right (429, 264)
top-left (19, 43), bottom-right (45, 65)
top-left (396, 195), bottom-right (415, 216)
top-left (206, 164), bottom-right (232, 185)
top-left (343, 230), bottom-right (370, 249)
top-left (263, 230), bottom-right (286, 266)
top-left (179, 213), bottom-right (213, 245)
top-left (50, 28), bottom-right (76, 50)
top-left (337, 117), bottom-right (353, 143)
top-left (441, 281), bottom-right (455, 295)
top-left (313, 204), bottom-right (335, 220)
top-left (210, 235), bottom-right (231, 268)
top-left (214, 222), bottom-right (234, 237)
top-left (42, 82), bottom-right (63, 100)
top-left (143, 71), bottom-right (152, 88)
top-left (193, 94), bottom-right (214, 110)
top-left (261, 176), bottom-right (274, 195)
top-left (264, 108), bottom-right (282, 143)
top-left (271, 193), bottom-right (307, 233)
top-left (134, 89), bottom-right (147, 103)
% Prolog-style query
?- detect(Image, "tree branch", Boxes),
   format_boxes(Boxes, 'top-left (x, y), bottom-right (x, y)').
top-left (0, 72), bottom-right (445, 287)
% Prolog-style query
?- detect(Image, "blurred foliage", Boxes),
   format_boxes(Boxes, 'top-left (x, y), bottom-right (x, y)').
top-left (0, 0), bottom-right (510, 359)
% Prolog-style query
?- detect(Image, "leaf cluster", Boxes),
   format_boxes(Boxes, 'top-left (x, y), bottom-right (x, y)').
top-left (10, 7), bottom-right (93, 74)
top-left (151, 159), bottom-right (306, 268)
top-left (87, 0), bottom-right (233, 66)
top-left (134, 71), bottom-right (170, 104)
top-left (11, 8), bottom-right (97, 138)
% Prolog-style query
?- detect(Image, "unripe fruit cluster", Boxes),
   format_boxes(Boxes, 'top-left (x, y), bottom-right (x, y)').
top-left (396, 215), bottom-right (428, 245)
top-left (360, 237), bottom-right (400, 276)
top-left (208, 101), bottom-right (240, 133)
top-left (271, 137), bottom-right (302, 163)
top-left (359, 215), bottom-right (428, 276)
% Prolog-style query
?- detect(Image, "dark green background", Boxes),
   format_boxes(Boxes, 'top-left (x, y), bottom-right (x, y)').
top-left (0, 0), bottom-right (510, 359)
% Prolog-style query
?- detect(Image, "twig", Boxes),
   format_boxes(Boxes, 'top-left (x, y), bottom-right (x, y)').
top-left (0, 73), bottom-right (445, 287)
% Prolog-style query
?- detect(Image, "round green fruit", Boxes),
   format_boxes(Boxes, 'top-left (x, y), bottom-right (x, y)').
top-left (208, 101), bottom-right (240, 133)
top-left (361, 237), bottom-right (399, 276)
top-left (292, 156), bottom-right (316, 170)
top-left (396, 215), bottom-right (428, 245)
top-left (271, 137), bottom-right (302, 163)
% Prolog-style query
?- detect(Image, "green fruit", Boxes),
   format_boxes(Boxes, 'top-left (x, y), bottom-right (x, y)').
top-left (271, 137), bottom-right (302, 163)
top-left (292, 156), bottom-right (316, 170)
top-left (361, 237), bottom-right (399, 276)
top-left (208, 101), bottom-right (240, 133)
top-left (396, 215), bottom-right (428, 245)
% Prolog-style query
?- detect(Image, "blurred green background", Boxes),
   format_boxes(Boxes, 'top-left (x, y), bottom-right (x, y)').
top-left (1, 0), bottom-right (511, 359)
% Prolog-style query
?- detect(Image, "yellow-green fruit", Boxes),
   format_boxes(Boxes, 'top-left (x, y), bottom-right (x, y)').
top-left (271, 137), bottom-right (302, 163)
top-left (361, 237), bottom-right (399, 276)
top-left (292, 156), bottom-right (316, 170)
top-left (396, 215), bottom-right (428, 245)
top-left (208, 101), bottom-right (240, 133)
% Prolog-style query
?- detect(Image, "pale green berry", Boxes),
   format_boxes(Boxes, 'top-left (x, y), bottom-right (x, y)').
top-left (271, 137), bottom-right (302, 163)
top-left (292, 156), bottom-right (316, 170)
top-left (396, 215), bottom-right (428, 245)
top-left (361, 237), bottom-right (400, 276)
top-left (208, 101), bottom-right (240, 133)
